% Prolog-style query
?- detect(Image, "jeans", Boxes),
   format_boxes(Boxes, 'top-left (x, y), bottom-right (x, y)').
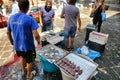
top-left (42, 23), bottom-right (53, 32)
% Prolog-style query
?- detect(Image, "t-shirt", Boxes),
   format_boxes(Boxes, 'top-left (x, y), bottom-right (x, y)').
top-left (40, 7), bottom-right (55, 25)
top-left (62, 5), bottom-right (80, 27)
top-left (7, 13), bottom-right (39, 52)
top-left (93, 3), bottom-right (102, 19)
top-left (11, 2), bottom-right (19, 15)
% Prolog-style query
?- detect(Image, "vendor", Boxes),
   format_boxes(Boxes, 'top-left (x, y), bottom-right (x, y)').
top-left (39, 0), bottom-right (55, 32)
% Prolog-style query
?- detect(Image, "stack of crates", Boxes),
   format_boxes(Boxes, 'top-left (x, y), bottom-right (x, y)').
top-left (85, 24), bottom-right (96, 43)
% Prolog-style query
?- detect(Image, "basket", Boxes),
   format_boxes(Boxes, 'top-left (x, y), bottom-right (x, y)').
top-left (38, 55), bottom-right (59, 73)
top-left (60, 68), bottom-right (75, 80)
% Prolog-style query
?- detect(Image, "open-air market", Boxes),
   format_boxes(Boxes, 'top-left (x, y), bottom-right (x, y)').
top-left (0, 0), bottom-right (120, 80)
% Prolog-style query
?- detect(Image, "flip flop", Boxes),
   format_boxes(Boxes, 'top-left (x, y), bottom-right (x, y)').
top-left (26, 70), bottom-right (36, 80)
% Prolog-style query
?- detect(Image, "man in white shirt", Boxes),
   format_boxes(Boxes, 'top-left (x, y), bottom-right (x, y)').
top-left (11, 0), bottom-right (19, 15)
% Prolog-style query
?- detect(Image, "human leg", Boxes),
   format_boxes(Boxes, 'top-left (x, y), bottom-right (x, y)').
top-left (64, 27), bottom-right (70, 48)
top-left (65, 37), bottom-right (70, 48)
top-left (97, 20), bottom-right (102, 32)
top-left (42, 25), bottom-right (46, 32)
top-left (46, 23), bottom-right (53, 31)
top-left (26, 50), bottom-right (36, 79)
top-left (70, 38), bottom-right (74, 48)
top-left (20, 57), bottom-right (27, 75)
top-left (26, 62), bottom-right (33, 79)
top-left (69, 26), bottom-right (76, 48)
top-left (16, 51), bottom-right (27, 76)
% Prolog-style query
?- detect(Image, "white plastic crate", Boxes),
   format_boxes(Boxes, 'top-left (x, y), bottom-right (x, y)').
top-left (89, 31), bottom-right (109, 44)
top-left (56, 53), bottom-right (98, 80)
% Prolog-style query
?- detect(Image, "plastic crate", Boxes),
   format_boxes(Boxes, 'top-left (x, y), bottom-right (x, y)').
top-left (60, 68), bottom-right (75, 80)
top-left (85, 24), bottom-right (96, 42)
top-left (56, 53), bottom-right (98, 80)
top-left (38, 55), bottom-right (59, 73)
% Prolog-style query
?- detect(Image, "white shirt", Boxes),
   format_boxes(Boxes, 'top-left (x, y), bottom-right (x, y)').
top-left (11, 1), bottom-right (19, 15)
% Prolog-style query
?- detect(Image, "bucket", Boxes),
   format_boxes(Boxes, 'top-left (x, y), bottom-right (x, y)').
top-left (38, 55), bottom-right (59, 73)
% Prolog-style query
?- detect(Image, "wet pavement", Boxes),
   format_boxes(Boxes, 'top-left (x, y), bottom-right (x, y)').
top-left (0, 3), bottom-right (120, 80)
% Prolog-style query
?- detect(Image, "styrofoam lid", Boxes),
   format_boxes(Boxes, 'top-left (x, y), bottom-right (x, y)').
top-left (64, 53), bottom-right (98, 80)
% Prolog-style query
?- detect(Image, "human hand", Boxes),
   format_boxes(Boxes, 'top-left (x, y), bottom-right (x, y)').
top-left (40, 23), bottom-right (43, 27)
top-left (78, 27), bottom-right (81, 32)
top-left (99, 3), bottom-right (102, 6)
top-left (36, 44), bottom-right (41, 50)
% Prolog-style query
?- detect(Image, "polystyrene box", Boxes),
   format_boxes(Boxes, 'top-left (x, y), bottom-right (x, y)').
top-left (89, 31), bottom-right (109, 45)
top-left (56, 53), bottom-right (98, 80)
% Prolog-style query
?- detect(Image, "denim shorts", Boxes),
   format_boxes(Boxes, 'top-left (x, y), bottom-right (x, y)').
top-left (64, 26), bottom-right (77, 38)
top-left (42, 23), bottom-right (53, 32)
top-left (16, 50), bottom-right (36, 63)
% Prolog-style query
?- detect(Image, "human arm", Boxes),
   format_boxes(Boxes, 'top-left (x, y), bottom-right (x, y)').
top-left (91, 3), bottom-right (102, 14)
top-left (7, 31), bottom-right (13, 45)
top-left (102, 5), bottom-right (105, 12)
top-left (33, 30), bottom-right (41, 45)
top-left (60, 13), bottom-right (65, 18)
top-left (31, 17), bottom-right (41, 45)
top-left (77, 15), bottom-right (81, 32)
top-left (39, 11), bottom-right (43, 27)
top-left (60, 8), bottom-right (65, 18)
top-left (52, 14), bottom-right (56, 27)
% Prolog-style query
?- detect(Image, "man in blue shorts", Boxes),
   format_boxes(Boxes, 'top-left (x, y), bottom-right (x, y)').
top-left (60, 0), bottom-right (81, 50)
top-left (7, 0), bottom-right (40, 79)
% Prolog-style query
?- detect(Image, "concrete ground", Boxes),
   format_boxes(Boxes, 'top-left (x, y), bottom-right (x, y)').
top-left (0, 3), bottom-right (120, 80)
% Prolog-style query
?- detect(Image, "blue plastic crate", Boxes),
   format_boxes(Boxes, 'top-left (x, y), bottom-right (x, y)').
top-left (38, 55), bottom-right (59, 73)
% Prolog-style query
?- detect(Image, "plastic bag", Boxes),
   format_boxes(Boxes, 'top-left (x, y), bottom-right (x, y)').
top-left (101, 12), bottom-right (106, 22)
top-left (87, 50), bottom-right (101, 60)
top-left (81, 46), bottom-right (89, 55)
top-left (76, 48), bottom-right (82, 54)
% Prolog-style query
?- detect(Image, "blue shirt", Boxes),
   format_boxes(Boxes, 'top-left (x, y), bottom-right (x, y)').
top-left (7, 13), bottom-right (39, 52)
top-left (40, 7), bottom-right (55, 25)
top-left (62, 5), bottom-right (80, 27)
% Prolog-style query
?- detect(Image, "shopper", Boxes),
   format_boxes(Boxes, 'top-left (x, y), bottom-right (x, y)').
top-left (0, 0), bottom-right (3, 14)
top-left (11, 0), bottom-right (19, 15)
top-left (91, 0), bottom-right (105, 32)
top-left (60, 0), bottom-right (81, 50)
top-left (7, 0), bottom-right (40, 79)
top-left (39, 0), bottom-right (55, 32)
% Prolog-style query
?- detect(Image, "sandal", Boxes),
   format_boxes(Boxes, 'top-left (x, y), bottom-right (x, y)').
top-left (26, 70), bottom-right (36, 80)
top-left (22, 68), bottom-right (27, 78)
top-left (69, 47), bottom-right (74, 51)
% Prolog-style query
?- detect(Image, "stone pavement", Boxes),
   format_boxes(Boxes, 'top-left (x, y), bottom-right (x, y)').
top-left (0, 3), bottom-right (120, 80)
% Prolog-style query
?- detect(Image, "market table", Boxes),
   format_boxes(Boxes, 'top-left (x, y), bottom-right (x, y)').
top-left (40, 30), bottom-right (64, 47)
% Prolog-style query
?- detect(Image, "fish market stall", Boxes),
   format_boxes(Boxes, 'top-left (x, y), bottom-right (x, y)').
top-left (37, 44), bottom-right (68, 73)
top-left (55, 52), bottom-right (99, 80)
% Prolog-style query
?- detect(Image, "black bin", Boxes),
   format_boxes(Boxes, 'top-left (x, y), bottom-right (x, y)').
top-left (85, 24), bottom-right (96, 42)
top-left (86, 40), bottom-right (106, 53)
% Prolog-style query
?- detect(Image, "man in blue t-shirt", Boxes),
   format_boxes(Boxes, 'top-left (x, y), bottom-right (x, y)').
top-left (7, 0), bottom-right (40, 79)
top-left (60, 0), bottom-right (81, 51)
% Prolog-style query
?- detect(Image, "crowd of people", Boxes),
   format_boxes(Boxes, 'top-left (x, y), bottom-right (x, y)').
top-left (4, 0), bottom-right (106, 79)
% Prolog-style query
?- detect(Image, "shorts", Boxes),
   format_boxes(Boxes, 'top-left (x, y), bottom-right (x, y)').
top-left (42, 23), bottom-right (53, 32)
top-left (16, 50), bottom-right (36, 63)
top-left (64, 26), bottom-right (77, 38)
